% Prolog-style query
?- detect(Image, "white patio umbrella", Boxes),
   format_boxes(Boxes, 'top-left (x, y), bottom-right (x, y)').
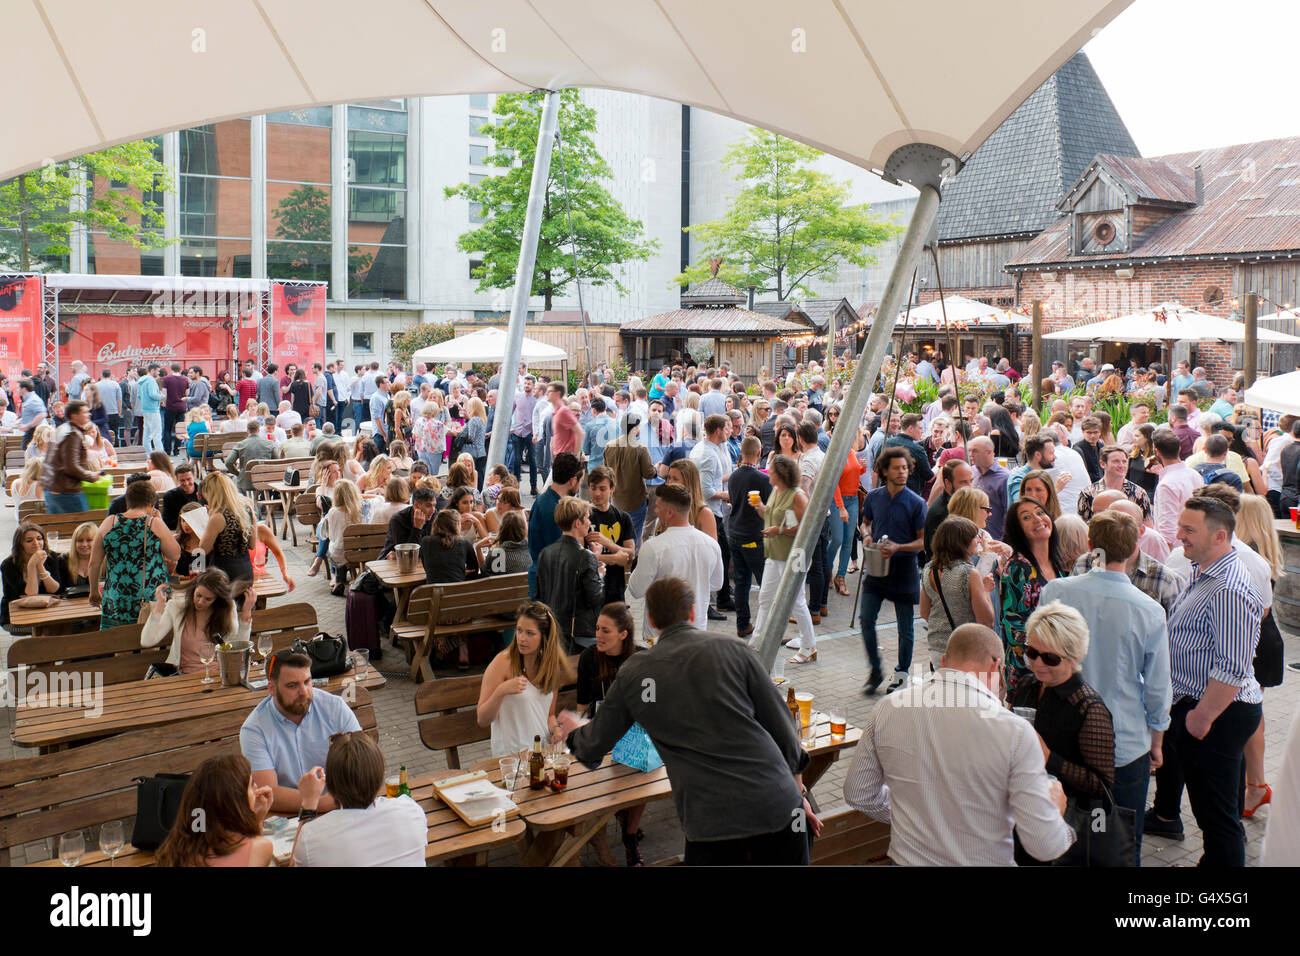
top-left (411, 326), bottom-right (567, 365)
top-left (1045, 301), bottom-right (1300, 402)
top-left (1245, 370), bottom-right (1300, 417)
top-left (897, 294), bottom-right (1028, 327)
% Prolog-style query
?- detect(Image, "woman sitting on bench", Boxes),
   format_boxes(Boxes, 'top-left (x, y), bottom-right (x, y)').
top-left (477, 600), bottom-right (573, 757)
top-left (156, 755), bottom-right (274, 867)
top-left (140, 568), bottom-right (255, 675)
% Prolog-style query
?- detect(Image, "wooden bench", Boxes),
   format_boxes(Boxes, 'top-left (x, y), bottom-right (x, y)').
top-left (340, 522), bottom-right (389, 585)
top-left (16, 499), bottom-right (44, 522)
top-left (5, 622), bottom-right (168, 687)
top-left (29, 509), bottom-right (108, 539)
top-left (808, 807), bottom-right (892, 865)
top-left (192, 431), bottom-right (241, 473)
top-left (0, 694), bottom-right (379, 867)
top-left (249, 602), bottom-right (320, 654)
top-left (415, 673), bottom-right (578, 770)
top-left (391, 573), bottom-right (531, 681)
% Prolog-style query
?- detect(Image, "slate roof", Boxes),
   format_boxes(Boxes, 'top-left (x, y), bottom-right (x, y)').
top-left (935, 51), bottom-right (1138, 242)
top-left (752, 297), bottom-right (854, 332)
top-left (1008, 136), bottom-right (1300, 268)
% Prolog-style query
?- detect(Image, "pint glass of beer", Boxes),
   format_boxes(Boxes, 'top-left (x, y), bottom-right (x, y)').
top-left (829, 701), bottom-right (846, 740)
top-left (385, 774), bottom-right (400, 798)
top-left (794, 691), bottom-right (814, 728)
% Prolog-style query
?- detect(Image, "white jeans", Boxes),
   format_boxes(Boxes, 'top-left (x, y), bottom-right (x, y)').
top-left (142, 411), bottom-right (163, 453)
top-left (754, 557), bottom-right (815, 651)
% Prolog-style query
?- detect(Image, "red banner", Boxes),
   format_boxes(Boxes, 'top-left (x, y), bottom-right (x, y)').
top-left (59, 312), bottom-right (234, 380)
top-left (271, 281), bottom-right (326, 370)
top-left (0, 274), bottom-right (44, 381)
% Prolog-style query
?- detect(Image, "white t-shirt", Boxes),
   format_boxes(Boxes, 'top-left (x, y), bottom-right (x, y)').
top-left (277, 410), bottom-right (302, 431)
top-left (1048, 444), bottom-right (1091, 517)
top-left (292, 795), bottom-right (427, 867)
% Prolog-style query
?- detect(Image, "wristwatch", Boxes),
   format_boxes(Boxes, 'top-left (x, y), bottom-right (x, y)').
top-left (297, 807), bottom-right (319, 822)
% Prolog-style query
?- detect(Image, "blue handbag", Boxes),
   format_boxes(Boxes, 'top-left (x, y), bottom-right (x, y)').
top-left (611, 722), bottom-right (663, 773)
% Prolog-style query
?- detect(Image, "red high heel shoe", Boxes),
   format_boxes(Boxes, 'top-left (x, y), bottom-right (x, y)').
top-left (1243, 782), bottom-right (1271, 818)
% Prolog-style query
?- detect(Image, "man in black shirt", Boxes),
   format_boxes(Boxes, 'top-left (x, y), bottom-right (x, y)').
top-left (585, 466), bottom-right (635, 604)
top-left (922, 460), bottom-right (973, 564)
top-left (160, 464), bottom-right (202, 531)
top-left (726, 436), bottom-right (771, 638)
top-left (108, 472), bottom-right (154, 517)
top-left (884, 413), bottom-right (934, 497)
top-left (379, 486), bottom-right (436, 558)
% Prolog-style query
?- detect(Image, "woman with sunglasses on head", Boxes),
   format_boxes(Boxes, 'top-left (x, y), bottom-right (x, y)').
top-left (476, 601), bottom-right (574, 757)
top-left (999, 498), bottom-right (1069, 693)
top-left (1008, 601), bottom-right (1115, 864)
top-left (156, 755), bottom-right (274, 867)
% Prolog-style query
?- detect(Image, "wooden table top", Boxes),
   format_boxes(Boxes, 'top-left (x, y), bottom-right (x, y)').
top-left (1274, 517), bottom-right (1300, 539)
top-left (366, 557), bottom-right (426, 587)
top-left (7, 573), bottom-right (288, 629)
top-left (12, 667), bottom-right (386, 749)
top-left (508, 754), bottom-right (672, 832)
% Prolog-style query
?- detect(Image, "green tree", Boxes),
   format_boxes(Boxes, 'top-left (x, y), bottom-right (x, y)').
top-left (0, 140), bottom-right (175, 271)
top-left (675, 129), bottom-right (902, 299)
top-left (391, 321), bottom-right (456, 370)
top-left (445, 89), bottom-right (658, 310)
top-left (269, 184), bottom-right (371, 288)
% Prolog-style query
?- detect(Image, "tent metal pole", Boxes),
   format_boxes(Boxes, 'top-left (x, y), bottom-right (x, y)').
top-left (485, 90), bottom-right (561, 476)
top-left (754, 182), bottom-right (943, 676)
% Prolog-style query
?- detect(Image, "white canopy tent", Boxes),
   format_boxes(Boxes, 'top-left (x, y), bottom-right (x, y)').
top-left (411, 327), bottom-right (566, 365)
top-left (1244, 370), bottom-right (1300, 418)
top-left (5, 0), bottom-right (1137, 679)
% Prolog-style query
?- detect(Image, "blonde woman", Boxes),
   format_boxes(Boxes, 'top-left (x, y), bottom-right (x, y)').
top-left (386, 439), bottom-right (414, 473)
top-left (663, 459), bottom-right (717, 541)
top-left (1019, 407), bottom-right (1042, 462)
top-left (185, 404), bottom-right (212, 458)
top-left (1053, 514), bottom-right (1090, 568)
top-left (947, 485), bottom-right (1012, 569)
top-left (753, 454), bottom-right (817, 663)
top-left (369, 477), bottom-right (411, 527)
top-left (25, 423), bottom-right (54, 461)
top-left (148, 450), bottom-right (177, 493)
top-left (1235, 494), bottom-right (1284, 818)
top-left (476, 601), bottom-right (574, 756)
top-left (11, 458), bottom-right (44, 505)
top-left (319, 478), bottom-right (365, 593)
top-left (199, 472), bottom-right (257, 584)
top-left (83, 424), bottom-right (117, 469)
top-left (62, 520), bottom-right (99, 588)
top-left (357, 454), bottom-right (394, 495)
top-left (220, 403), bottom-right (243, 433)
top-left (464, 396), bottom-right (488, 482)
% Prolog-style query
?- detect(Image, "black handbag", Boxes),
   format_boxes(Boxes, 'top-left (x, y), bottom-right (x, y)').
top-left (350, 568), bottom-right (381, 595)
top-left (130, 773), bottom-right (190, 850)
top-left (1051, 779), bottom-right (1137, 867)
top-left (283, 467), bottom-right (301, 486)
top-left (1254, 604), bottom-right (1284, 687)
top-left (291, 631), bottom-right (352, 678)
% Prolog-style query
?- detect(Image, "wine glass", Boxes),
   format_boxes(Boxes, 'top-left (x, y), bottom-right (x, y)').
top-left (59, 830), bottom-right (84, 867)
top-left (199, 642), bottom-right (216, 684)
top-left (257, 634), bottom-right (273, 674)
top-left (99, 821), bottom-right (124, 867)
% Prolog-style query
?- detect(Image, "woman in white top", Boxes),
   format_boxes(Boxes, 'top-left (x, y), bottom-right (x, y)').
top-left (140, 569), bottom-right (255, 674)
top-left (318, 479), bottom-right (364, 592)
top-left (367, 476), bottom-right (410, 528)
top-left (291, 731), bottom-right (426, 868)
top-left (477, 601), bottom-right (574, 757)
top-left (10, 458), bottom-right (44, 505)
top-left (148, 450), bottom-right (177, 493)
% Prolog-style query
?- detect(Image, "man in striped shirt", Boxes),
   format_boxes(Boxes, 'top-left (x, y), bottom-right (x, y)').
top-left (1156, 497), bottom-right (1263, 867)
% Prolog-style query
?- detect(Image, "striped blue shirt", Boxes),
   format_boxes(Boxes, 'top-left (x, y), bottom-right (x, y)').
top-left (1168, 549), bottom-right (1263, 704)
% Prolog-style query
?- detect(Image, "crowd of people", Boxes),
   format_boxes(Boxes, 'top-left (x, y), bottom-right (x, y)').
top-left (6, 347), bottom-right (1297, 869)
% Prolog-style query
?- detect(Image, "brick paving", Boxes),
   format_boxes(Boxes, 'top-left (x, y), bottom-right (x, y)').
top-left (2, 487), bottom-right (1296, 866)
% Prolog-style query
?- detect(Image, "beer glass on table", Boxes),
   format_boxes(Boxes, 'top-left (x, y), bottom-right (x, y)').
top-left (552, 755), bottom-right (571, 790)
top-left (794, 691), bottom-right (814, 728)
top-left (385, 774), bottom-right (401, 799)
top-left (828, 702), bottom-right (846, 741)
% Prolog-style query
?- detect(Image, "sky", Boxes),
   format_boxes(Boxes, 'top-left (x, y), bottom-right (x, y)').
top-left (1083, 0), bottom-right (1300, 156)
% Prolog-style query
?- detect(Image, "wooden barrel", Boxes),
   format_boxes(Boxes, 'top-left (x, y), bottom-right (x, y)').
top-left (1273, 519), bottom-right (1300, 633)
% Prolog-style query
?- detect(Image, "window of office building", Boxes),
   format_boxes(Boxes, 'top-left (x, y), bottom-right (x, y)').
top-left (469, 145), bottom-right (489, 166)
top-left (326, 332), bottom-right (336, 354)
top-left (171, 122), bottom-right (253, 278)
top-left (469, 93), bottom-right (491, 110)
top-left (353, 331), bottom-right (374, 353)
top-left (86, 135), bottom-right (170, 277)
top-left (347, 101), bottom-right (408, 300)
top-left (266, 109), bottom-right (332, 285)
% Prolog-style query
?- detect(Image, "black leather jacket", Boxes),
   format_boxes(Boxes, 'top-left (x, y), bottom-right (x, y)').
top-left (535, 535), bottom-right (604, 649)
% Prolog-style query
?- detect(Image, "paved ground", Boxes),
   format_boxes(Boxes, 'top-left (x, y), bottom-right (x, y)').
top-left (2, 485), bottom-right (1296, 866)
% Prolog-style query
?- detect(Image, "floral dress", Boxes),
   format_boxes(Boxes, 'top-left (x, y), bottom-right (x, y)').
top-left (100, 515), bottom-right (168, 630)
top-left (998, 553), bottom-right (1057, 692)
top-left (412, 415), bottom-right (446, 465)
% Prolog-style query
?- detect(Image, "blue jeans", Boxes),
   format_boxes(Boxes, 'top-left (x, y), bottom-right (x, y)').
top-left (827, 496), bottom-right (859, 578)
top-left (629, 501), bottom-right (648, 548)
top-left (45, 491), bottom-right (88, 514)
top-left (142, 411), bottom-right (164, 453)
top-left (419, 450), bottom-right (443, 476)
top-left (351, 400), bottom-right (366, 428)
top-left (859, 588), bottom-right (915, 676)
top-left (1112, 753), bottom-right (1150, 866)
top-left (508, 433), bottom-right (537, 492)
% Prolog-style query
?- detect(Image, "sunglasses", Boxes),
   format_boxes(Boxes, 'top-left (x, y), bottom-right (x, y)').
top-left (1023, 645), bottom-right (1064, 667)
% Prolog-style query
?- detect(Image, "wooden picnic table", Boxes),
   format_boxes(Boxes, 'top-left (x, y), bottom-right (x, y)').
top-left (7, 573), bottom-right (290, 637)
top-left (266, 480), bottom-right (306, 545)
top-left (366, 557), bottom-right (426, 622)
top-left (28, 765), bottom-right (525, 868)
top-left (12, 665), bottom-right (386, 752)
